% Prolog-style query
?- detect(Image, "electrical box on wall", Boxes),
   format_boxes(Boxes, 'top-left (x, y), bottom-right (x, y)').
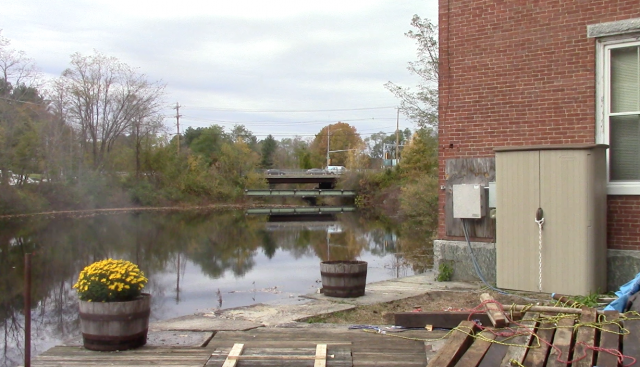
top-left (488, 182), bottom-right (497, 208)
top-left (453, 184), bottom-right (485, 219)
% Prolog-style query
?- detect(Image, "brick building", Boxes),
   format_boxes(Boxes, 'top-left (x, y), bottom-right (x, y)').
top-left (436, 0), bottom-right (640, 291)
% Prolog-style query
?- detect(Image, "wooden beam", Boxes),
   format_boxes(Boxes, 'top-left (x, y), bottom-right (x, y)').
top-left (573, 307), bottom-right (598, 367)
top-left (222, 343), bottom-right (244, 367)
top-left (507, 304), bottom-right (602, 315)
top-left (314, 344), bottom-right (327, 367)
top-left (480, 293), bottom-right (507, 328)
top-left (427, 320), bottom-right (479, 367)
top-left (546, 317), bottom-right (575, 367)
top-left (596, 311), bottom-right (621, 367)
top-left (623, 315), bottom-right (640, 367)
top-left (522, 320), bottom-right (556, 367)
top-left (453, 330), bottom-right (496, 367)
top-left (394, 311), bottom-right (493, 329)
top-left (500, 312), bottom-right (539, 367)
top-left (477, 337), bottom-right (510, 367)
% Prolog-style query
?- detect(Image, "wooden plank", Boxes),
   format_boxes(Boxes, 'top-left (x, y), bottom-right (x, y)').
top-left (623, 316), bottom-right (640, 367)
top-left (453, 330), bottom-right (496, 367)
top-left (32, 346), bottom-right (214, 367)
top-left (314, 344), bottom-right (327, 367)
top-left (500, 312), bottom-right (539, 367)
top-left (507, 304), bottom-right (598, 314)
top-left (207, 327), bottom-right (426, 366)
top-left (444, 158), bottom-right (495, 238)
top-left (477, 337), bottom-right (509, 367)
top-left (208, 346), bottom-right (351, 367)
top-left (222, 343), bottom-right (243, 367)
top-left (546, 316), bottom-right (575, 367)
top-left (394, 311), bottom-right (493, 329)
top-left (596, 311), bottom-right (621, 367)
top-left (427, 320), bottom-right (478, 367)
top-left (480, 293), bottom-right (507, 328)
top-left (573, 307), bottom-right (598, 367)
top-left (522, 320), bottom-right (556, 367)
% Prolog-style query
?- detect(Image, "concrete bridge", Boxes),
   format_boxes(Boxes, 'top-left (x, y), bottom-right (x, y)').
top-left (263, 169), bottom-right (340, 189)
top-left (245, 169), bottom-right (356, 215)
top-left (245, 188), bottom-right (356, 197)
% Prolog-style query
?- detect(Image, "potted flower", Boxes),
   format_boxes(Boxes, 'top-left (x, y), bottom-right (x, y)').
top-left (73, 259), bottom-right (150, 351)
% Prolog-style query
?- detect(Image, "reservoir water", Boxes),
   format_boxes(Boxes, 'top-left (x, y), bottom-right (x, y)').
top-left (0, 209), bottom-right (433, 367)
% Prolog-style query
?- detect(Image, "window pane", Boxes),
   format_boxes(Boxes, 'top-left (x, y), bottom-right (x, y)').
top-left (610, 115), bottom-right (640, 180)
top-left (611, 46), bottom-right (639, 113)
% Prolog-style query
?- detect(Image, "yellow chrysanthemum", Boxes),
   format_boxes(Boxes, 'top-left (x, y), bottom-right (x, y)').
top-left (74, 259), bottom-right (148, 302)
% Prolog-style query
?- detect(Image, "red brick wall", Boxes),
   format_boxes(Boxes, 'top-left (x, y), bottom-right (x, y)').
top-left (437, 0), bottom-right (640, 250)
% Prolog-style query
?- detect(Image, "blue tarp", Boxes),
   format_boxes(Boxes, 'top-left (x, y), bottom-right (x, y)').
top-left (604, 272), bottom-right (640, 312)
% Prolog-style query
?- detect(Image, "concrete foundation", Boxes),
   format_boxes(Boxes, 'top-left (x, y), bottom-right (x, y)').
top-left (434, 240), bottom-right (640, 293)
top-left (433, 240), bottom-right (496, 284)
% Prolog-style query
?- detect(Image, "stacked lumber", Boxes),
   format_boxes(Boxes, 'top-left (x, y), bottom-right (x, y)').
top-left (421, 293), bottom-right (640, 367)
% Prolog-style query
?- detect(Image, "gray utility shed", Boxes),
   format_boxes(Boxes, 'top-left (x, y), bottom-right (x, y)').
top-left (495, 144), bottom-right (608, 295)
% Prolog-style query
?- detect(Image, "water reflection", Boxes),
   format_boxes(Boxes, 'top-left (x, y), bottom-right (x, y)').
top-left (0, 210), bottom-right (433, 367)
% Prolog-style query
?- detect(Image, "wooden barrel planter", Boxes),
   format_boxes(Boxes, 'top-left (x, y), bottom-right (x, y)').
top-left (320, 260), bottom-right (367, 298)
top-left (78, 293), bottom-right (151, 351)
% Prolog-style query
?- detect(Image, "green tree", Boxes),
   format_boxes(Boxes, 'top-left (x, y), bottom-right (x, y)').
top-left (385, 15), bottom-right (438, 128)
top-left (260, 134), bottom-right (277, 168)
top-left (398, 128), bottom-right (439, 226)
top-left (231, 124), bottom-right (258, 150)
top-left (273, 136), bottom-right (311, 168)
top-left (185, 125), bottom-right (228, 166)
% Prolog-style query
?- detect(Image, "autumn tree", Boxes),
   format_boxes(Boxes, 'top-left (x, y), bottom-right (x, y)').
top-left (56, 51), bottom-right (165, 170)
top-left (385, 15), bottom-right (438, 129)
top-left (310, 122), bottom-right (363, 167)
top-left (400, 128), bottom-right (438, 176)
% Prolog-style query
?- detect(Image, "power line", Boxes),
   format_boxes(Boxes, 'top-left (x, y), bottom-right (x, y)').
top-left (178, 115), bottom-right (397, 126)
top-left (178, 105), bottom-right (397, 113)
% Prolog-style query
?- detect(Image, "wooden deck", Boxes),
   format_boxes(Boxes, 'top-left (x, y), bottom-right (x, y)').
top-left (27, 308), bottom-right (640, 366)
top-left (28, 326), bottom-right (448, 366)
top-left (428, 309), bottom-right (640, 367)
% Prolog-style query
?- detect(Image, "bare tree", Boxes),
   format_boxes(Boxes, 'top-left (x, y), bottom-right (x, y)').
top-left (0, 31), bottom-right (42, 185)
top-left (384, 15), bottom-right (438, 129)
top-left (58, 51), bottom-right (165, 170)
top-left (0, 30), bottom-right (40, 98)
top-left (131, 103), bottom-right (165, 180)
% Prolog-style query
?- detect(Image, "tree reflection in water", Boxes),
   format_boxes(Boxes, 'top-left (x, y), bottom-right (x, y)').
top-left (0, 210), bottom-right (433, 367)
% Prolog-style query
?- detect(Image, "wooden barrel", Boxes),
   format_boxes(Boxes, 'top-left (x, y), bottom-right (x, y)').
top-left (320, 260), bottom-right (367, 298)
top-left (78, 293), bottom-right (151, 351)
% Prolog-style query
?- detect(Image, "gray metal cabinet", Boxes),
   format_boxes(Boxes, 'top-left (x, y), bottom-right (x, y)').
top-left (495, 144), bottom-right (607, 295)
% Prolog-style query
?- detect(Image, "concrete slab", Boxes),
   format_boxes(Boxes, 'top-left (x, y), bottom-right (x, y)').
top-left (149, 314), bottom-right (262, 332)
top-left (303, 272), bottom-right (480, 305)
top-left (208, 299), bottom-right (356, 326)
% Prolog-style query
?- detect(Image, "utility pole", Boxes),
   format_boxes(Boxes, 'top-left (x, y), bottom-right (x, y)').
top-left (326, 125), bottom-right (331, 167)
top-left (174, 102), bottom-right (181, 154)
top-left (395, 108), bottom-right (400, 163)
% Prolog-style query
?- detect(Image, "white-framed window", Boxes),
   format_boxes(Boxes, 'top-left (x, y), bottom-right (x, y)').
top-left (594, 24), bottom-right (640, 195)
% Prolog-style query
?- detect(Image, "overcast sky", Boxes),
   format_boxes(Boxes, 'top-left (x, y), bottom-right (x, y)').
top-left (2, 0), bottom-right (438, 141)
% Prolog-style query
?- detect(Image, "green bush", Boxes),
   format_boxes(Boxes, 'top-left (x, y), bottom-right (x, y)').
top-left (399, 173), bottom-right (439, 227)
top-left (436, 261), bottom-right (454, 281)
